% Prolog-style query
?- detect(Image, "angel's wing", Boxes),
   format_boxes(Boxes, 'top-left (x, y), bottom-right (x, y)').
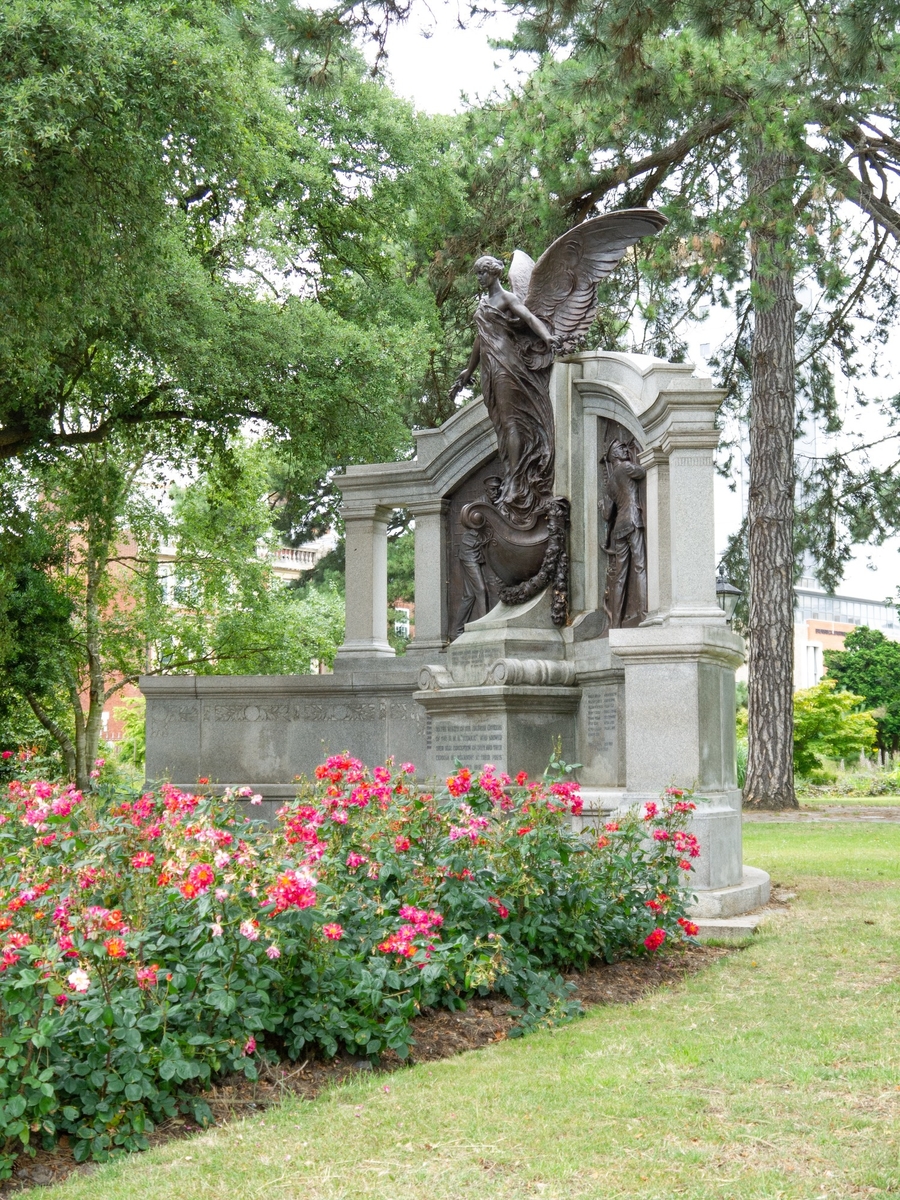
top-left (525, 209), bottom-right (667, 341)
top-left (508, 249), bottom-right (535, 302)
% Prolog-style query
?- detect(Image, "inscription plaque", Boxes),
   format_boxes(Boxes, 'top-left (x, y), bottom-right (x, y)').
top-left (671, 454), bottom-right (714, 467)
top-left (431, 719), bottom-right (505, 767)
top-left (449, 646), bottom-right (493, 669)
top-left (585, 691), bottom-right (617, 753)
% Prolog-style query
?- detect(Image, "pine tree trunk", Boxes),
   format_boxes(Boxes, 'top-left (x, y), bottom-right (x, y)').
top-left (744, 146), bottom-right (798, 810)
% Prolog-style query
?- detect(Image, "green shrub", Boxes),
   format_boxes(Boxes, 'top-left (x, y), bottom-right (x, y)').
top-left (112, 697), bottom-right (145, 771)
top-left (805, 766), bottom-right (838, 786)
top-left (795, 762), bottom-right (900, 797)
top-left (793, 679), bottom-right (877, 778)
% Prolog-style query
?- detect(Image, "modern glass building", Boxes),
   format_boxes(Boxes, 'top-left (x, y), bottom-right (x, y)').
top-left (792, 574), bottom-right (899, 689)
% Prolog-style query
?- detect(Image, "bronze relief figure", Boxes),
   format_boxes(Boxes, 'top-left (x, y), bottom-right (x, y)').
top-left (601, 438), bottom-right (648, 628)
top-left (449, 209), bottom-right (666, 630)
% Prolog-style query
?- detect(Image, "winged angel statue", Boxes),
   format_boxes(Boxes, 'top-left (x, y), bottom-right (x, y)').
top-left (449, 209), bottom-right (666, 627)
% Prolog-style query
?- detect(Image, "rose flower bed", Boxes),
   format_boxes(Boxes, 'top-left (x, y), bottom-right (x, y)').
top-left (0, 757), bottom-right (700, 1176)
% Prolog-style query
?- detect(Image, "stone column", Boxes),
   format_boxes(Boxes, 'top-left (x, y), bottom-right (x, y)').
top-left (667, 445), bottom-right (722, 621)
top-left (640, 391), bottom-right (725, 626)
top-left (408, 500), bottom-right (448, 653)
top-left (335, 504), bottom-right (395, 662)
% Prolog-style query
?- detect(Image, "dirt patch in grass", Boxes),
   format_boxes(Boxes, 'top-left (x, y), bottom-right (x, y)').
top-left (744, 805), bottom-right (900, 822)
top-left (3, 945), bottom-right (727, 1195)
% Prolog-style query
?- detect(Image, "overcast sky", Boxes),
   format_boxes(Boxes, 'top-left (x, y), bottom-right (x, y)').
top-left (380, 7), bottom-right (900, 605)
top-left (381, 4), bottom-right (520, 113)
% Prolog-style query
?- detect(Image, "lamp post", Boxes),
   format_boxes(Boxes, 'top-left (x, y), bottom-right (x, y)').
top-left (716, 566), bottom-right (742, 623)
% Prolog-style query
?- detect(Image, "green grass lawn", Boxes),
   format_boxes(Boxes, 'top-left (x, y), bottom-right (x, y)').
top-left (42, 824), bottom-right (900, 1200)
top-left (743, 821), bottom-right (900, 883)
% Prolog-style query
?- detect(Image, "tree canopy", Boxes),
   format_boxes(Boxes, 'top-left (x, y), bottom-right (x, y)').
top-left (0, 0), bottom-right (460, 478)
top-left (825, 626), bottom-right (900, 759)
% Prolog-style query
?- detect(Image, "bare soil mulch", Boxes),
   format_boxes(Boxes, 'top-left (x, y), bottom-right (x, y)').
top-left (5, 945), bottom-right (728, 1193)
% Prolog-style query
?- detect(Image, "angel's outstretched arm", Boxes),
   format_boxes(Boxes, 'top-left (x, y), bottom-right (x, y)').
top-left (505, 296), bottom-right (553, 345)
top-left (449, 335), bottom-right (481, 402)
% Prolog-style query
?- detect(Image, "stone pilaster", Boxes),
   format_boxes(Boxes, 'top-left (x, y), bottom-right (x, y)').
top-left (335, 504), bottom-right (395, 662)
top-left (407, 499), bottom-right (448, 653)
top-left (609, 623), bottom-right (745, 888)
top-left (639, 389), bottom-right (725, 626)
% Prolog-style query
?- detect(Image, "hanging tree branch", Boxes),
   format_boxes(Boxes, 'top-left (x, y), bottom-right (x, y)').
top-left (566, 109), bottom-right (742, 220)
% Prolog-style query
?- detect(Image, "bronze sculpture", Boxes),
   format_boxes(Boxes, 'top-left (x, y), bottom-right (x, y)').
top-left (451, 475), bottom-right (502, 639)
top-left (450, 209), bottom-right (667, 628)
top-left (601, 438), bottom-right (648, 628)
top-left (450, 256), bottom-right (556, 525)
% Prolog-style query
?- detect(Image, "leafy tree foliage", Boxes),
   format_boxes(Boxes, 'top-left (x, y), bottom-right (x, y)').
top-left (0, 439), bottom-right (345, 787)
top-left (0, 514), bottom-right (74, 777)
top-left (0, 0), bottom-right (458, 478)
top-left (387, 529), bottom-right (415, 606)
top-left (111, 696), bottom-right (146, 773)
top-left (157, 443), bottom-right (346, 676)
top-left (793, 679), bottom-right (877, 778)
top-left (825, 626), bottom-right (900, 760)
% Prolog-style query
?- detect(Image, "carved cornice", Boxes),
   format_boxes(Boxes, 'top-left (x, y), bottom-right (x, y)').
top-left (608, 629), bottom-right (745, 670)
top-left (406, 498), bottom-right (450, 518)
top-left (640, 389), bottom-right (725, 441)
top-left (660, 432), bottom-right (721, 455)
top-left (413, 685), bottom-right (582, 714)
top-left (337, 400), bottom-right (498, 512)
top-left (341, 502), bottom-right (394, 523)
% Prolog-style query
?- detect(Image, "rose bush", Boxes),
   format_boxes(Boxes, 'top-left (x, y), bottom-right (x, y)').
top-left (0, 757), bottom-right (700, 1175)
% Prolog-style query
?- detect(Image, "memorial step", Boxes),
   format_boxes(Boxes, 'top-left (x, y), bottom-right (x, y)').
top-left (693, 915), bottom-right (764, 943)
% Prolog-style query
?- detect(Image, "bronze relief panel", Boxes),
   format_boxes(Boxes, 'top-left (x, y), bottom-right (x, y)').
top-left (446, 455), bottom-right (505, 641)
top-left (598, 418), bottom-right (648, 632)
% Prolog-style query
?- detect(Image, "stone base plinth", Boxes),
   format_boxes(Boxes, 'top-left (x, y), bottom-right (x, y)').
top-left (575, 790), bottom-right (765, 914)
top-left (140, 669), bottom-right (428, 798)
top-left (686, 866), bottom-right (771, 918)
top-left (413, 685), bottom-right (580, 779)
top-left (693, 915), bottom-right (764, 942)
top-left (414, 587), bottom-right (579, 778)
top-left (609, 624), bottom-right (745, 798)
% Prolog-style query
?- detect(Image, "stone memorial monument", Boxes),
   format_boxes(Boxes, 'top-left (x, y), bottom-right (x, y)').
top-left (142, 209), bottom-right (769, 922)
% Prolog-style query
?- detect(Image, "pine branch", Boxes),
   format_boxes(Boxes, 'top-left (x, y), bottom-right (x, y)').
top-left (566, 109), bottom-right (742, 221)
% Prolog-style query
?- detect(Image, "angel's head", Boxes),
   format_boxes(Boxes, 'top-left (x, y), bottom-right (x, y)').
top-left (473, 255), bottom-right (505, 287)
